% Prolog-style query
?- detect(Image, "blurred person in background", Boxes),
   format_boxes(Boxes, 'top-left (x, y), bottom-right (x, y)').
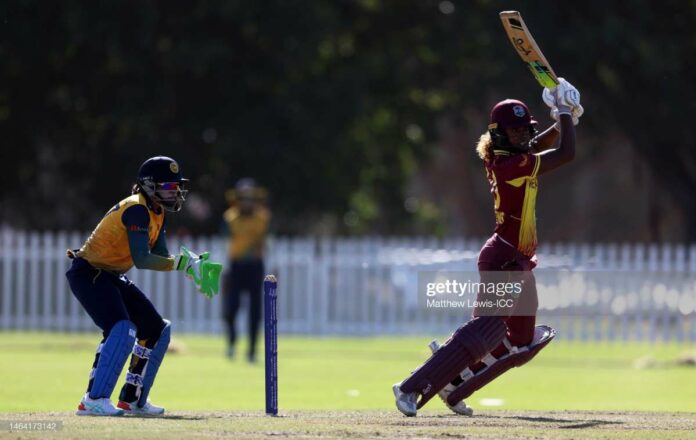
top-left (222, 178), bottom-right (271, 362)
top-left (65, 156), bottom-right (221, 416)
top-left (393, 79), bottom-right (583, 416)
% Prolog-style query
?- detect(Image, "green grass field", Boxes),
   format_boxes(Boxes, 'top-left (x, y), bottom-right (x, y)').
top-left (1, 332), bottom-right (695, 438)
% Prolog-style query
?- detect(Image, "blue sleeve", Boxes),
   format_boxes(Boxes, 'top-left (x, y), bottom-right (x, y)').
top-left (219, 219), bottom-right (230, 236)
top-left (151, 218), bottom-right (170, 257)
top-left (122, 205), bottom-right (174, 271)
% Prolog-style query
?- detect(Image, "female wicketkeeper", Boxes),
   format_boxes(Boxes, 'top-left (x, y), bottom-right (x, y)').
top-left (66, 156), bottom-right (222, 416)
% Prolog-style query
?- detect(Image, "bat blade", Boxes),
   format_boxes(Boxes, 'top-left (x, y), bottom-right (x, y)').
top-left (499, 11), bottom-right (558, 88)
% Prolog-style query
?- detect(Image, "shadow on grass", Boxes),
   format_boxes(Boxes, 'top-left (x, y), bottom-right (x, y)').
top-left (504, 415), bottom-right (623, 429)
top-left (127, 412), bottom-right (287, 421)
top-left (124, 414), bottom-right (207, 421)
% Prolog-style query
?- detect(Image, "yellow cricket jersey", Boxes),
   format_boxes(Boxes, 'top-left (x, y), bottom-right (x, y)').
top-left (77, 193), bottom-right (165, 273)
top-left (223, 206), bottom-right (270, 260)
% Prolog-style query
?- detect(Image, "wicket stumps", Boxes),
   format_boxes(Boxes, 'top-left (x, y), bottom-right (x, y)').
top-left (263, 274), bottom-right (278, 416)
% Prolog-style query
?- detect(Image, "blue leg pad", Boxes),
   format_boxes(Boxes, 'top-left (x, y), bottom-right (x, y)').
top-left (90, 320), bottom-right (136, 399)
top-left (137, 319), bottom-right (171, 407)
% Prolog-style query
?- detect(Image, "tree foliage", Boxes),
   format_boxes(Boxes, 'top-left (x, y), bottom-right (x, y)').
top-left (0, 1), bottom-right (693, 238)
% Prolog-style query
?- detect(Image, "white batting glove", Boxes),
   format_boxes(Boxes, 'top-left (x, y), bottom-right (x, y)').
top-left (543, 77), bottom-right (582, 128)
top-left (542, 86), bottom-right (556, 109)
top-left (550, 104), bottom-right (584, 126)
top-left (543, 77), bottom-right (581, 109)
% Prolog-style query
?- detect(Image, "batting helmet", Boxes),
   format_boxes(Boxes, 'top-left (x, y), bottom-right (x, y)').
top-left (487, 99), bottom-right (538, 150)
top-left (489, 99), bottom-right (537, 130)
top-left (136, 156), bottom-right (189, 212)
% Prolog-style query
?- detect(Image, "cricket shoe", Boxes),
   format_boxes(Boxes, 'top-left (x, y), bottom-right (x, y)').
top-left (438, 383), bottom-right (474, 416)
top-left (76, 393), bottom-right (124, 416)
top-left (117, 399), bottom-right (165, 416)
top-left (392, 383), bottom-right (417, 417)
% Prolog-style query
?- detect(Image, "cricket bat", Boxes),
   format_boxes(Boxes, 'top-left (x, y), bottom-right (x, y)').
top-left (499, 11), bottom-right (558, 88)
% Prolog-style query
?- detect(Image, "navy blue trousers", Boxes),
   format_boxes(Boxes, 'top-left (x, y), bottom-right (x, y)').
top-left (223, 259), bottom-right (264, 354)
top-left (66, 258), bottom-right (165, 340)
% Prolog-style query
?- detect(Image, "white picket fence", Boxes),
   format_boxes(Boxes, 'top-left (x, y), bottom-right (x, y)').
top-left (1, 229), bottom-right (695, 341)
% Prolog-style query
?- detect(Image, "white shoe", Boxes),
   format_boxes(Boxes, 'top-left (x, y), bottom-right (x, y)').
top-left (392, 383), bottom-right (417, 417)
top-left (117, 399), bottom-right (165, 416)
top-left (76, 393), bottom-right (124, 416)
top-left (438, 383), bottom-right (474, 416)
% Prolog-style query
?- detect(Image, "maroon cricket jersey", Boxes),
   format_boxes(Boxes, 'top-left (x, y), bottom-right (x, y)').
top-left (485, 150), bottom-right (541, 257)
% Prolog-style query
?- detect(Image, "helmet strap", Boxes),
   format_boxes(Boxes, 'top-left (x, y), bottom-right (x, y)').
top-left (488, 124), bottom-right (537, 154)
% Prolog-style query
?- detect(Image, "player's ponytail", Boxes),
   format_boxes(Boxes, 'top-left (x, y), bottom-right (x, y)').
top-left (476, 131), bottom-right (493, 164)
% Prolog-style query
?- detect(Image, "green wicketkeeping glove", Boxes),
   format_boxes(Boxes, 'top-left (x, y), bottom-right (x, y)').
top-left (174, 246), bottom-right (223, 298)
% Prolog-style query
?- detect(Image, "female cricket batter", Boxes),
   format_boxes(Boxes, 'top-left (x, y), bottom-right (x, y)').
top-left (393, 79), bottom-right (583, 416)
top-left (66, 156), bottom-right (220, 416)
